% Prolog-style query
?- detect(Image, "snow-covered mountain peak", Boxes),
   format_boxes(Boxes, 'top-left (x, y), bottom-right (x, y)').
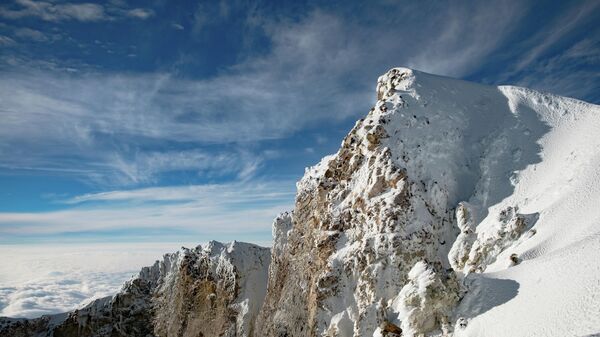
top-left (265, 67), bottom-right (600, 336)
top-left (3, 67), bottom-right (599, 337)
top-left (376, 67), bottom-right (418, 100)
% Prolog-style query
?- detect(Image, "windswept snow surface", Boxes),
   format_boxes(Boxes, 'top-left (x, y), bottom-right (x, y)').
top-left (377, 69), bottom-right (600, 336)
top-left (451, 85), bottom-right (600, 336)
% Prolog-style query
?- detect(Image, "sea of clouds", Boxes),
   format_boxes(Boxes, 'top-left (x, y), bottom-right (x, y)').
top-left (0, 242), bottom-right (197, 318)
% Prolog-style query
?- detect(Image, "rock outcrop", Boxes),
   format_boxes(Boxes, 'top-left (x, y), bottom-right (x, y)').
top-left (255, 68), bottom-right (465, 337)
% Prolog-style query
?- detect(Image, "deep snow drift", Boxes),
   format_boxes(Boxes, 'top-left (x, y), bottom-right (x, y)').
top-left (1, 67), bottom-right (599, 337)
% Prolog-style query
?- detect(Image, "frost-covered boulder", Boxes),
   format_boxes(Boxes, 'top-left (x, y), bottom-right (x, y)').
top-left (387, 261), bottom-right (460, 336)
top-left (450, 205), bottom-right (537, 273)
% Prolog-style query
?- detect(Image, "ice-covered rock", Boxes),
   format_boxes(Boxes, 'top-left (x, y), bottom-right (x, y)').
top-left (388, 261), bottom-right (460, 336)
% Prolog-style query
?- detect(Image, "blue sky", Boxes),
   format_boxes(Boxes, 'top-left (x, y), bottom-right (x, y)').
top-left (0, 0), bottom-right (598, 244)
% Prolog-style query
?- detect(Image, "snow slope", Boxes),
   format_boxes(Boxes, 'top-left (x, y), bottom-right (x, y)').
top-left (451, 86), bottom-right (600, 336)
top-left (375, 69), bottom-right (600, 336)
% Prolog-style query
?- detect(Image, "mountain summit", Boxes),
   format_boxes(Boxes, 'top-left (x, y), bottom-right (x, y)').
top-left (2, 68), bottom-right (599, 337)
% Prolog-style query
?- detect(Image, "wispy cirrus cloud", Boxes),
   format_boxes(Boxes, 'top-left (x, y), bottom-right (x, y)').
top-left (0, 0), bottom-right (106, 22)
top-left (0, 3), bottom-right (534, 185)
top-left (0, 1), bottom-right (596, 189)
top-left (0, 0), bottom-right (153, 22)
top-left (122, 8), bottom-right (153, 20)
top-left (13, 27), bottom-right (48, 41)
top-left (0, 35), bottom-right (15, 45)
top-left (66, 181), bottom-right (294, 204)
top-left (104, 149), bottom-right (266, 185)
top-left (509, 0), bottom-right (599, 75)
top-left (0, 70), bottom-right (281, 184)
top-left (493, 0), bottom-right (600, 102)
top-left (0, 180), bottom-right (295, 238)
top-left (398, 0), bottom-right (528, 77)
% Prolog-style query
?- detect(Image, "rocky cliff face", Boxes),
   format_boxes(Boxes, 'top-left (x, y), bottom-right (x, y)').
top-left (256, 68), bottom-right (466, 337)
top-left (151, 241), bottom-right (270, 337)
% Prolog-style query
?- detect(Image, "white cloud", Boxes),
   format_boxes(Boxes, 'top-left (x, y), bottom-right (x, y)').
top-left (14, 27), bottom-right (48, 41)
top-left (125, 8), bottom-right (154, 20)
top-left (0, 0), bottom-right (154, 22)
top-left (0, 243), bottom-right (196, 318)
top-left (0, 180), bottom-right (295, 236)
top-left (67, 181), bottom-right (294, 204)
top-left (103, 150), bottom-right (265, 184)
top-left (0, 35), bottom-right (16, 45)
top-left (0, 0), bottom-right (106, 22)
top-left (403, 0), bottom-right (528, 77)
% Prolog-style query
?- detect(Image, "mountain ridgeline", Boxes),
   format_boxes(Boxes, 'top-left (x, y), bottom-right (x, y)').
top-left (3, 68), bottom-right (599, 337)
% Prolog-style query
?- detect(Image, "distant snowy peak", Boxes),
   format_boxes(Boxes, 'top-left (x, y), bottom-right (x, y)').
top-left (151, 240), bottom-right (271, 337)
top-left (0, 241), bottom-right (271, 337)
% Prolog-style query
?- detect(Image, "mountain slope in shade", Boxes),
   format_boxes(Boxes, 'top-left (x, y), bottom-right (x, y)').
top-left (2, 67), bottom-right (599, 337)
